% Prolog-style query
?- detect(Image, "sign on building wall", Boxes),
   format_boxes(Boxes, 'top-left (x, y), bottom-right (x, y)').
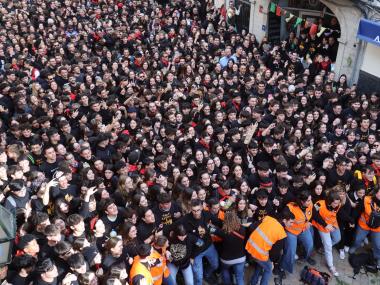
top-left (357, 18), bottom-right (380, 47)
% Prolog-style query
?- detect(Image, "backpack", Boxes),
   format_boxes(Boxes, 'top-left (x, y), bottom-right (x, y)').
top-left (300, 266), bottom-right (330, 285)
top-left (349, 252), bottom-right (378, 278)
top-left (368, 202), bottom-right (380, 229)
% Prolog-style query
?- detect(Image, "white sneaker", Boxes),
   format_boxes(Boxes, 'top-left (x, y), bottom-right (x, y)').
top-left (339, 249), bottom-right (345, 260)
top-left (344, 246), bottom-right (350, 253)
top-left (329, 267), bottom-right (339, 277)
top-left (295, 254), bottom-right (299, 260)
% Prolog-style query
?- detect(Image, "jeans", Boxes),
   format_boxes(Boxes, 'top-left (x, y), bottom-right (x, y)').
top-left (162, 274), bottom-right (176, 285)
top-left (192, 244), bottom-right (219, 285)
top-left (221, 261), bottom-right (245, 285)
top-left (168, 263), bottom-right (194, 285)
top-left (350, 227), bottom-right (380, 266)
top-left (250, 259), bottom-right (272, 285)
top-left (337, 223), bottom-right (355, 249)
top-left (318, 228), bottom-right (341, 268)
top-left (281, 228), bottom-right (314, 273)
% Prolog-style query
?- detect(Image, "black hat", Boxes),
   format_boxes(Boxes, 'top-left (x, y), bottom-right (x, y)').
top-left (257, 161), bottom-right (270, 171)
top-left (214, 127), bottom-right (224, 135)
top-left (256, 188), bottom-right (269, 199)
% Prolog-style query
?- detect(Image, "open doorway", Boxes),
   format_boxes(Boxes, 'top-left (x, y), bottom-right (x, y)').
top-left (235, 0), bottom-right (251, 33)
top-left (267, 0), bottom-right (341, 64)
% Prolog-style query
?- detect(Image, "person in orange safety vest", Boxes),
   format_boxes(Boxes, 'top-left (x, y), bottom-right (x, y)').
top-left (245, 208), bottom-right (294, 285)
top-left (150, 235), bottom-right (174, 285)
top-left (208, 198), bottom-right (225, 243)
top-left (350, 187), bottom-right (380, 269)
top-left (280, 190), bottom-right (316, 275)
top-left (312, 189), bottom-right (341, 277)
top-left (130, 243), bottom-right (154, 285)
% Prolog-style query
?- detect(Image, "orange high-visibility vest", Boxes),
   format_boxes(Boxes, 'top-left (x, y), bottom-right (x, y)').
top-left (358, 196), bottom-right (380, 232)
top-left (286, 202), bottom-right (312, 235)
top-left (150, 249), bottom-right (170, 285)
top-left (211, 210), bottom-right (225, 242)
top-left (245, 216), bottom-right (287, 261)
top-left (312, 200), bottom-right (340, 233)
top-left (130, 256), bottom-right (154, 285)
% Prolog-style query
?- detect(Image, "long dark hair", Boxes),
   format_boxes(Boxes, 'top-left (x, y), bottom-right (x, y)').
top-left (120, 222), bottom-right (136, 245)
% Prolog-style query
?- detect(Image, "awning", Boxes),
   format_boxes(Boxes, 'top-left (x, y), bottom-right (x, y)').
top-left (357, 18), bottom-right (380, 47)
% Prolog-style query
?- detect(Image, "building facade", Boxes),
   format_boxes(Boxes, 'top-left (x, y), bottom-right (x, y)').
top-left (224, 0), bottom-right (380, 90)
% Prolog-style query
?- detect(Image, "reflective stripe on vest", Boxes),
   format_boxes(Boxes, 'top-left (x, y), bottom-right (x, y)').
top-left (256, 228), bottom-right (273, 246)
top-left (286, 203), bottom-right (312, 235)
top-left (245, 216), bottom-right (287, 261)
top-left (247, 238), bottom-right (269, 257)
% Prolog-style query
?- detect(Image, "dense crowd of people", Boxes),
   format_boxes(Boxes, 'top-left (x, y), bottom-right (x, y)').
top-left (0, 0), bottom-right (379, 284)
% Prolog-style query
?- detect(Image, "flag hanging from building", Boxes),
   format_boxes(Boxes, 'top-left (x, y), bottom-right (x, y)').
top-left (309, 24), bottom-right (318, 35)
top-left (267, 1), bottom-right (338, 36)
top-left (294, 17), bottom-right (303, 28)
top-left (317, 26), bottom-right (327, 37)
top-left (276, 6), bottom-right (282, 16)
top-left (270, 2), bottom-right (276, 13)
top-left (285, 13), bottom-right (295, 22)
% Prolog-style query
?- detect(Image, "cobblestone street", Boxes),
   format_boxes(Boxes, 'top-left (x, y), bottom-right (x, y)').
top-left (280, 251), bottom-right (380, 285)
top-left (239, 251), bottom-right (380, 285)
